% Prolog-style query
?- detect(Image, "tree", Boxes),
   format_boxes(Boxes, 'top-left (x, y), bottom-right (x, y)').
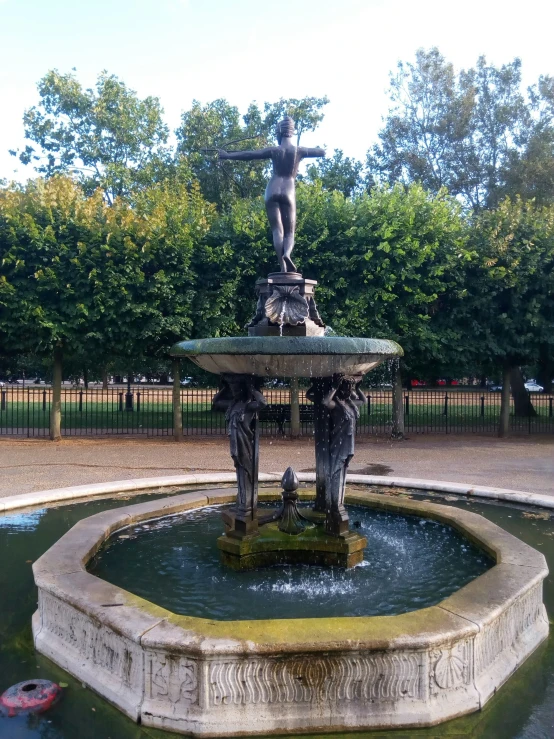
top-left (261, 96), bottom-right (329, 147)
top-left (501, 74), bottom-right (554, 207)
top-left (0, 176), bottom-right (212, 438)
top-left (306, 149), bottom-right (364, 198)
top-left (368, 49), bottom-right (530, 210)
top-left (11, 70), bottom-right (170, 203)
top-left (454, 198), bottom-right (554, 427)
top-left (294, 182), bottom-right (471, 381)
top-left (176, 99), bottom-right (268, 205)
top-left (175, 96), bottom-right (329, 206)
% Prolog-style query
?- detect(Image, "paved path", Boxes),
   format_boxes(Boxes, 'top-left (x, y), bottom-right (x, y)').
top-left (1, 434), bottom-right (553, 498)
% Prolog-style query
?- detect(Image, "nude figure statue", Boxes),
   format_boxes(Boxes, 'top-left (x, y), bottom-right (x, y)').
top-left (218, 116), bottom-right (325, 273)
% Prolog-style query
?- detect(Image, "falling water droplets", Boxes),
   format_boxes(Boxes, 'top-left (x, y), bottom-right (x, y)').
top-left (279, 301), bottom-right (286, 337)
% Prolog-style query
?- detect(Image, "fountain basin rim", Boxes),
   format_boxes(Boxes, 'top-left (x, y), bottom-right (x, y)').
top-left (31, 487), bottom-right (549, 735)
top-left (4, 472), bottom-right (554, 514)
top-left (170, 336), bottom-right (403, 377)
top-left (170, 335), bottom-right (403, 359)
top-left (33, 489), bottom-right (547, 644)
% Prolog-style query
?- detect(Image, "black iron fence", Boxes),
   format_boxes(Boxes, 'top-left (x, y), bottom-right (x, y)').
top-left (0, 385), bottom-right (553, 438)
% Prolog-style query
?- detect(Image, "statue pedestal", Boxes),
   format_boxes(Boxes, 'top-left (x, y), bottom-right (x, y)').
top-left (217, 516), bottom-right (367, 571)
top-left (248, 273), bottom-right (325, 337)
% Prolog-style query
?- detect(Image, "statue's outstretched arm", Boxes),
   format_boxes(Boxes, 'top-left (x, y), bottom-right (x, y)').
top-left (299, 147), bottom-right (326, 159)
top-left (219, 148), bottom-right (273, 161)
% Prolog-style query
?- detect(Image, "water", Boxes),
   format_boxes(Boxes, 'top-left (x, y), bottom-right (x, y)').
top-left (0, 490), bottom-right (553, 738)
top-left (90, 504), bottom-right (492, 620)
top-left (279, 303), bottom-right (285, 336)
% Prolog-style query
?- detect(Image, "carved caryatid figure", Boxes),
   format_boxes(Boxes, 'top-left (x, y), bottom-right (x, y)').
top-left (322, 376), bottom-right (367, 535)
top-left (212, 374), bottom-right (267, 533)
top-left (218, 117), bottom-right (325, 273)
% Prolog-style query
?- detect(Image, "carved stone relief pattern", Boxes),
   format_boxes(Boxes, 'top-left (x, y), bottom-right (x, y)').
top-left (39, 592), bottom-right (141, 690)
top-left (209, 653), bottom-right (422, 706)
top-left (145, 651), bottom-right (198, 706)
top-left (476, 584), bottom-right (544, 676)
top-left (429, 640), bottom-right (472, 693)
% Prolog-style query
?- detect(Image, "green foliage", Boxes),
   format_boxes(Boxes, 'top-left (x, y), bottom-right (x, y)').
top-left (11, 70), bottom-right (170, 203)
top-left (260, 96), bottom-right (329, 147)
top-left (294, 182), bottom-right (471, 375)
top-left (0, 176), bottom-right (213, 370)
top-left (4, 65), bottom-right (553, 389)
top-left (175, 96), bottom-right (329, 206)
top-left (176, 99), bottom-right (269, 205)
top-left (368, 49), bottom-right (532, 209)
top-left (456, 198), bottom-right (554, 369)
top-left (305, 149), bottom-right (364, 197)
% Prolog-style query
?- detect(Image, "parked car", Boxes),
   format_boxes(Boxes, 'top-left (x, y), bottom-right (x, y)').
top-left (180, 377), bottom-right (194, 386)
top-left (524, 381), bottom-right (544, 392)
top-left (488, 384), bottom-right (503, 392)
top-left (0, 381), bottom-right (5, 387)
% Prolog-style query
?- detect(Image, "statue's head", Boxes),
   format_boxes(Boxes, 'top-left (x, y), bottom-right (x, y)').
top-left (277, 116), bottom-right (295, 143)
top-left (336, 376), bottom-right (360, 400)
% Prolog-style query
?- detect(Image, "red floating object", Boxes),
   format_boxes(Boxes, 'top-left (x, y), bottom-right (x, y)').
top-left (0, 679), bottom-right (62, 717)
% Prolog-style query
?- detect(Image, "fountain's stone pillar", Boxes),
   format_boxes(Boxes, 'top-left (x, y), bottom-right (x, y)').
top-left (248, 272), bottom-right (325, 336)
top-left (212, 374), bottom-right (266, 538)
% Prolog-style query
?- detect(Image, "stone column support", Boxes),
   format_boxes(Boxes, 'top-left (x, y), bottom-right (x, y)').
top-left (212, 374), bottom-right (267, 538)
top-left (307, 375), bottom-right (366, 537)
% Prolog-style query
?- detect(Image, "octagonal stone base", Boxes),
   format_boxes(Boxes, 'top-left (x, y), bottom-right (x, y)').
top-left (218, 517), bottom-right (367, 570)
top-left (32, 488), bottom-right (549, 736)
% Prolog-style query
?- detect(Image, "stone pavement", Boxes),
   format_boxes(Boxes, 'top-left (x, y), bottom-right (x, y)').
top-left (0, 434), bottom-right (553, 498)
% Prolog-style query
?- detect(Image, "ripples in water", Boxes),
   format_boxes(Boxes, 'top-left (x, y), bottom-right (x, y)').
top-left (90, 503), bottom-right (493, 620)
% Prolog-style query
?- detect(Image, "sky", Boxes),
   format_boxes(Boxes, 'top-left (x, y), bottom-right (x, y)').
top-left (2, 0), bottom-right (554, 181)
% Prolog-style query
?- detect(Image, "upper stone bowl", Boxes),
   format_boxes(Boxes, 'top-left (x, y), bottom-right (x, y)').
top-left (170, 336), bottom-right (403, 377)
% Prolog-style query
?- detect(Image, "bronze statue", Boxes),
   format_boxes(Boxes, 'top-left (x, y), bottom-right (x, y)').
top-left (212, 374), bottom-right (267, 535)
top-left (322, 376), bottom-right (367, 535)
top-left (218, 117), bottom-right (325, 273)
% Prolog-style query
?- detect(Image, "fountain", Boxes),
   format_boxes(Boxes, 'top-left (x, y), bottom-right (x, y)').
top-left (172, 118), bottom-right (402, 567)
top-left (30, 116), bottom-right (548, 737)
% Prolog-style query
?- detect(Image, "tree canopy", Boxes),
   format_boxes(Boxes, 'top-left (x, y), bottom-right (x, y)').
top-left (366, 48), bottom-right (554, 211)
top-left (2, 60), bottom-right (553, 398)
top-left (11, 70), bottom-right (170, 204)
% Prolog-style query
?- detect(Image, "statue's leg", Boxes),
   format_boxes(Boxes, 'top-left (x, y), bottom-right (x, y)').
top-left (326, 460), bottom-right (351, 536)
top-left (281, 200), bottom-right (297, 273)
top-left (266, 200), bottom-right (285, 272)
